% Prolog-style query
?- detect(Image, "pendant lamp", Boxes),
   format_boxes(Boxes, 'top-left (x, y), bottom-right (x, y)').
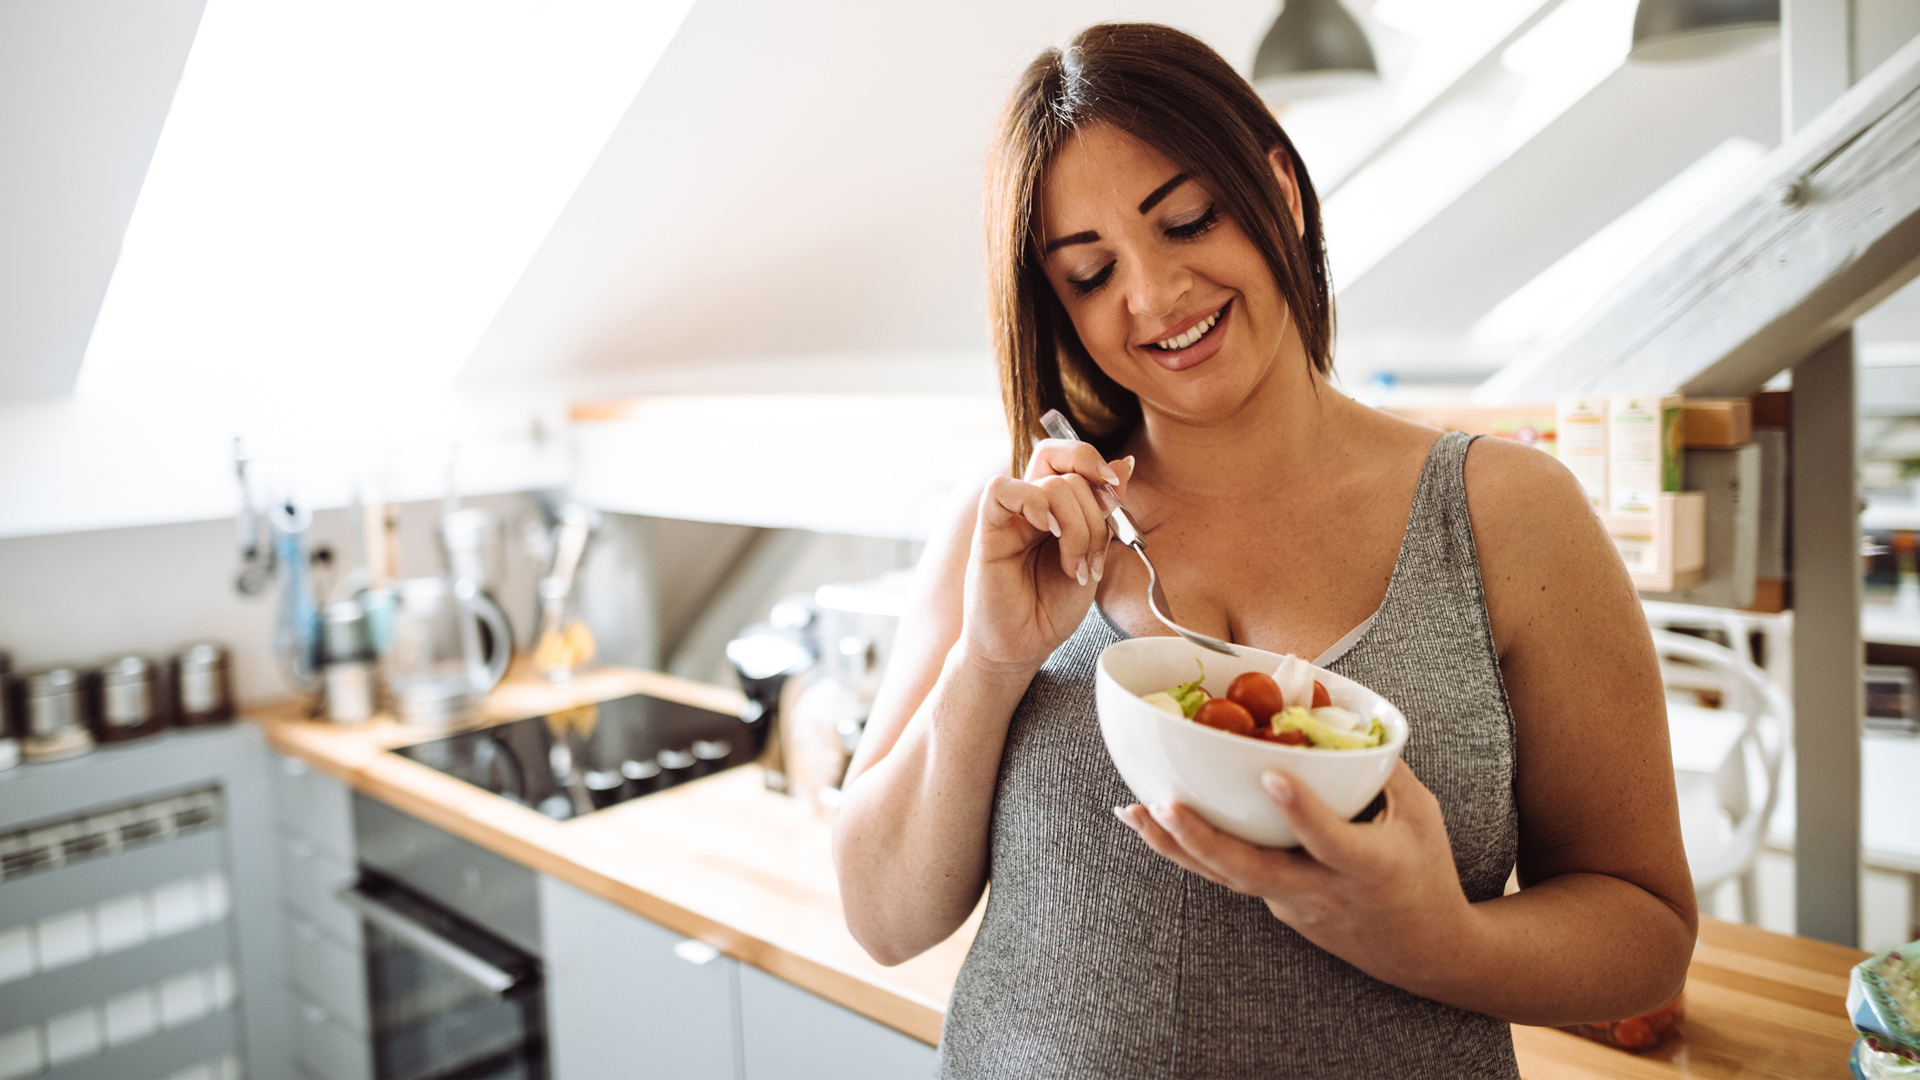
top-left (1251, 0), bottom-right (1380, 101)
top-left (1630, 0), bottom-right (1779, 63)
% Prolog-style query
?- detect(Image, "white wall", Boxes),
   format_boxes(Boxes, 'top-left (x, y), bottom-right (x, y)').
top-left (0, 493), bottom-right (539, 705)
top-left (0, 491), bottom-right (920, 708)
top-left (0, 0), bottom-right (205, 399)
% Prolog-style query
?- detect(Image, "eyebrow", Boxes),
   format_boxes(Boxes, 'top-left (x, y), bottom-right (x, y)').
top-left (1040, 172), bottom-right (1194, 256)
top-left (1138, 173), bottom-right (1190, 214)
top-left (1042, 230), bottom-right (1099, 255)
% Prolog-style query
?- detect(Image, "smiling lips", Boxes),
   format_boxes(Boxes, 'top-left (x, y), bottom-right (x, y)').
top-left (1141, 301), bottom-right (1231, 372)
top-left (1151, 305), bottom-right (1225, 351)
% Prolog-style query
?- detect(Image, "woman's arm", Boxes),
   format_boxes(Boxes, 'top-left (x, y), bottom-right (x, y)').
top-left (1464, 434), bottom-right (1698, 1018)
top-left (1118, 437), bottom-right (1695, 1025)
top-left (834, 445), bottom-right (1134, 966)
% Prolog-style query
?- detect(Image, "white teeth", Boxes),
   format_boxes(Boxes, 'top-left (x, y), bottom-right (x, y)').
top-left (1153, 308), bottom-right (1221, 351)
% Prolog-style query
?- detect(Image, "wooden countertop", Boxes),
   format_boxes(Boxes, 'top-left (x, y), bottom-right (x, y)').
top-left (1512, 917), bottom-right (1866, 1078)
top-left (252, 666), bottom-right (972, 1046)
top-left (254, 668), bottom-right (1869, 1074)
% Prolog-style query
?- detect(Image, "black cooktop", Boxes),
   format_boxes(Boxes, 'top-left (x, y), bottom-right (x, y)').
top-left (395, 693), bottom-right (758, 820)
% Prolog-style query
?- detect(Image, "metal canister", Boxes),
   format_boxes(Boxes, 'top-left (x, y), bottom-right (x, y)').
top-left (22, 666), bottom-right (96, 762)
top-left (94, 655), bottom-right (166, 743)
top-left (172, 643), bottom-right (234, 726)
top-left (320, 601), bottom-right (376, 724)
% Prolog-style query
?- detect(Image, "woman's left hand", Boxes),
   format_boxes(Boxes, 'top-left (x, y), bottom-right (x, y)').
top-left (1115, 761), bottom-right (1482, 988)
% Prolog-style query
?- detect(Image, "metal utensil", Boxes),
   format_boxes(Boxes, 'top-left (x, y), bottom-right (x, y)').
top-left (1037, 410), bottom-right (1240, 657)
top-left (532, 504), bottom-right (599, 682)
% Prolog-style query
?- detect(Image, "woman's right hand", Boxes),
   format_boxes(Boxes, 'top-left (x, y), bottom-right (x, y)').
top-left (961, 440), bottom-right (1135, 674)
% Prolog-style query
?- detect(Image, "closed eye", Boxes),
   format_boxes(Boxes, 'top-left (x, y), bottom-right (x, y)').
top-left (1166, 206), bottom-right (1218, 241)
top-left (1069, 262), bottom-right (1115, 296)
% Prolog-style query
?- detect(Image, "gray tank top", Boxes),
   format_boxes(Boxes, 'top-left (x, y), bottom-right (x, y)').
top-left (938, 431), bottom-right (1520, 1079)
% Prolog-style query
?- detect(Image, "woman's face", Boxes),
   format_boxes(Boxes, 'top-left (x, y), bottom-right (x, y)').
top-left (1037, 122), bottom-right (1305, 426)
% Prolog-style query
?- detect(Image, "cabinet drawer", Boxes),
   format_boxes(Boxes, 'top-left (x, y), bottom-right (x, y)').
top-left (540, 877), bottom-right (737, 1080)
top-left (738, 964), bottom-right (936, 1080)
top-left (281, 835), bottom-right (360, 946)
top-left (287, 913), bottom-right (368, 1034)
top-left (292, 993), bottom-right (372, 1080)
top-left (274, 756), bottom-right (354, 861)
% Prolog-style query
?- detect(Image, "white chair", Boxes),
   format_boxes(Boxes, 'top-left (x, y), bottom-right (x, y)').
top-left (1649, 628), bottom-right (1792, 922)
top-left (1642, 600), bottom-right (1793, 697)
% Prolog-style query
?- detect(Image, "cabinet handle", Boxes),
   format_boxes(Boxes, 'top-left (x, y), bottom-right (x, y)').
top-left (673, 940), bottom-right (721, 966)
top-left (336, 886), bottom-right (517, 993)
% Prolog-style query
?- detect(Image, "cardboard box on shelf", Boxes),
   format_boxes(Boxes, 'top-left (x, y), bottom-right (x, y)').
top-left (1637, 446), bottom-right (1760, 608)
top-left (1751, 389), bottom-right (1790, 429)
top-left (1607, 394), bottom-right (1683, 519)
top-left (1745, 389), bottom-right (1789, 613)
top-left (1746, 577), bottom-right (1788, 614)
top-left (1681, 399), bottom-right (1752, 448)
top-left (1557, 396), bottom-right (1608, 512)
top-left (1381, 405), bottom-right (1557, 455)
top-left (1608, 491), bottom-right (1706, 593)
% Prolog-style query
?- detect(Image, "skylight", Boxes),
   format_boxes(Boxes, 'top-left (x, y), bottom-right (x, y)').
top-left (1470, 136), bottom-right (1768, 347)
top-left (1310, 0), bottom-right (1639, 292)
top-left (75, 0), bottom-right (692, 399)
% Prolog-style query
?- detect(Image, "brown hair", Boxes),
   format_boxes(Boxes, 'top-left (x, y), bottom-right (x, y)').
top-left (987, 23), bottom-right (1335, 473)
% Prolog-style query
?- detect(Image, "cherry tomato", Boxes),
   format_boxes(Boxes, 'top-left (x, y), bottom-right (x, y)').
top-left (1226, 672), bottom-right (1284, 722)
top-left (1311, 681), bottom-right (1331, 709)
top-left (1193, 698), bottom-right (1255, 737)
top-left (1608, 1017), bottom-right (1654, 1049)
top-left (1270, 728), bottom-right (1309, 746)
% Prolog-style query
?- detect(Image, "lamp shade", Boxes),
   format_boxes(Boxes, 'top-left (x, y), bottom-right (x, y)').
top-left (1630, 0), bottom-right (1779, 63)
top-left (1252, 0), bottom-right (1380, 101)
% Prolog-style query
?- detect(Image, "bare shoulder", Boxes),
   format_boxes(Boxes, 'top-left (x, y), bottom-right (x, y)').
top-left (1461, 435), bottom-right (1593, 531)
top-left (1461, 436), bottom-right (1634, 655)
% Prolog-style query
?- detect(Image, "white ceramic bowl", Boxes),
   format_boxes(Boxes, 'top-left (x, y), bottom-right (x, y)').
top-left (1095, 636), bottom-right (1408, 847)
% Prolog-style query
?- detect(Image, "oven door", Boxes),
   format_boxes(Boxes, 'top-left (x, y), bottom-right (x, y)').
top-left (340, 874), bottom-right (548, 1080)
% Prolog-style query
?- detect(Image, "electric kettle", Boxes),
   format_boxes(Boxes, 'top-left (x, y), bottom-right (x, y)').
top-left (384, 577), bottom-right (511, 724)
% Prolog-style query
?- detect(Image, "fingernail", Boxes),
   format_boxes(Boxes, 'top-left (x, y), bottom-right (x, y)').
top-left (1092, 551), bottom-right (1105, 582)
top-left (1112, 805), bottom-right (1134, 827)
top-left (1100, 465), bottom-right (1120, 486)
top-left (1076, 559), bottom-right (1089, 586)
top-left (1047, 512), bottom-right (1062, 537)
top-left (1124, 455), bottom-right (1136, 474)
top-left (1262, 772), bottom-right (1295, 804)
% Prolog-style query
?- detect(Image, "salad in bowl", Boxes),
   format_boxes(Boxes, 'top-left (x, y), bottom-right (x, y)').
top-left (1096, 636), bottom-right (1408, 847)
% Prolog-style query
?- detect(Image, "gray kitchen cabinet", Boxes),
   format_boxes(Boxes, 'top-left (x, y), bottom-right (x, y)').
top-left (0, 725), bottom-right (292, 1080)
top-left (271, 755), bottom-right (373, 1080)
top-left (539, 875), bottom-right (740, 1079)
top-left (540, 874), bottom-right (937, 1080)
top-left (736, 963), bottom-right (936, 1080)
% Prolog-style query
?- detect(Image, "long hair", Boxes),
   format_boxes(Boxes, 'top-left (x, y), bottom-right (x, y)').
top-left (986, 23), bottom-right (1335, 472)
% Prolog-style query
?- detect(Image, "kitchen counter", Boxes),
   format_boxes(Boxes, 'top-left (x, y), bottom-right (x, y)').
top-left (251, 665), bottom-right (973, 1046)
top-left (254, 668), bottom-right (1869, 1075)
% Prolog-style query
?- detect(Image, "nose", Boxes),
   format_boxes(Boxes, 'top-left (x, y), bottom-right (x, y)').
top-left (1121, 250), bottom-right (1192, 330)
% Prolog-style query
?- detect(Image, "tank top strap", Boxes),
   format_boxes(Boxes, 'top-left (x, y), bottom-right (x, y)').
top-left (1373, 430), bottom-right (1497, 655)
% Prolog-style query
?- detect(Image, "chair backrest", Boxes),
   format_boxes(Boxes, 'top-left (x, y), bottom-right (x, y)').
top-left (1648, 628), bottom-right (1792, 888)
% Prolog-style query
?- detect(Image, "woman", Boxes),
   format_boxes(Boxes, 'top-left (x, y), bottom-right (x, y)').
top-left (832, 23), bottom-right (1695, 1079)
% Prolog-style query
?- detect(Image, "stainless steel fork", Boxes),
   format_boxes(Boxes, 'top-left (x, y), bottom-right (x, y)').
top-left (1037, 409), bottom-right (1240, 656)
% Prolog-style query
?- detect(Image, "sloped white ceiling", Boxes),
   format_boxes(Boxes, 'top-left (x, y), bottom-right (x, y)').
top-left (460, 0), bottom-right (1272, 386)
top-left (0, 0), bottom-right (206, 400)
top-left (1335, 46), bottom-right (1782, 374)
